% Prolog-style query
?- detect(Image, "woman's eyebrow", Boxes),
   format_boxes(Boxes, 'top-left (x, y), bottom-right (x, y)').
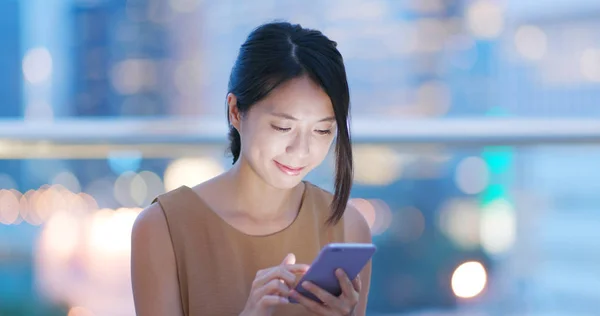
top-left (270, 112), bottom-right (335, 122)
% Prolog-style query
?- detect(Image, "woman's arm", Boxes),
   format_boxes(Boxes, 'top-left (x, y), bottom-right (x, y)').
top-left (131, 203), bottom-right (184, 316)
top-left (343, 203), bottom-right (373, 316)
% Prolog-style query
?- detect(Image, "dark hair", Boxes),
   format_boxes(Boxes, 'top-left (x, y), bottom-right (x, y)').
top-left (226, 21), bottom-right (353, 225)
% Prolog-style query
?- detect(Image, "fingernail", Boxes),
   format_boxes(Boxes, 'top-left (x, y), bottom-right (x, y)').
top-left (336, 269), bottom-right (343, 275)
top-left (302, 281), bottom-right (309, 288)
top-left (280, 297), bottom-right (289, 303)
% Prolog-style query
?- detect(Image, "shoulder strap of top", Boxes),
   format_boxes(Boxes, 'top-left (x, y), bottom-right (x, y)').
top-left (151, 186), bottom-right (205, 316)
top-left (305, 183), bottom-right (345, 245)
top-left (151, 186), bottom-right (191, 207)
top-left (152, 186), bottom-right (203, 236)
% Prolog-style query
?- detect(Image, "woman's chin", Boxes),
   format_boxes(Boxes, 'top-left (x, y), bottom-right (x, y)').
top-left (266, 173), bottom-right (305, 190)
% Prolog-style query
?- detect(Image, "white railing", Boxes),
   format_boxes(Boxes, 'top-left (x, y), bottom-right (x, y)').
top-left (0, 117), bottom-right (599, 158)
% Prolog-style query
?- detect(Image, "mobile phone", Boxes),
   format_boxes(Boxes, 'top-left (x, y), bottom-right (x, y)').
top-left (290, 243), bottom-right (376, 304)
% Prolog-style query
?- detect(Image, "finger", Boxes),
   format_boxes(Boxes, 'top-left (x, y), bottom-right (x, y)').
top-left (281, 254), bottom-right (311, 273)
top-left (281, 263), bottom-right (311, 274)
top-left (281, 253), bottom-right (296, 265)
top-left (352, 275), bottom-right (362, 293)
top-left (253, 264), bottom-right (310, 290)
top-left (255, 268), bottom-right (267, 278)
top-left (256, 279), bottom-right (291, 297)
top-left (300, 281), bottom-right (342, 309)
top-left (255, 266), bottom-right (297, 288)
top-left (289, 290), bottom-right (329, 315)
top-left (336, 269), bottom-right (358, 297)
top-left (279, 263), bottom-right (309, 287)
top-left (257, 295), bottom-right (289, 308)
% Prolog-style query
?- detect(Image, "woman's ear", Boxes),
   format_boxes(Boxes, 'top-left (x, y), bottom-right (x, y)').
top-left (227, 93), bottom-right (241, 131)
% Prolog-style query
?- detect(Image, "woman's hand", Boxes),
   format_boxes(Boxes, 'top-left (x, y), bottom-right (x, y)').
top-left (290, 268), bottom-right (361, 316)
top-left (239, 253), bottom-right (309, 316)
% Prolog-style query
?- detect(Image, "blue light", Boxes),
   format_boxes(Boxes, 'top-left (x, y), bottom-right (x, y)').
top-left (107, 150), bottom-right (143, 175)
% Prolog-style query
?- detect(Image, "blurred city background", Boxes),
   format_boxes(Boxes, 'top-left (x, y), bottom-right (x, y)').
top-left (1, 0), bottom-right (600, 315)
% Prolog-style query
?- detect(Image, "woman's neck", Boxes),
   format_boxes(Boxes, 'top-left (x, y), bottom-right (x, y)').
top-left (221, 158), bottom-right (304, 223)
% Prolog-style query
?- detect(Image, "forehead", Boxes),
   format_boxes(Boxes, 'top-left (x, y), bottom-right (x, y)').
top-left (255, 75), bottom-right (334, 117)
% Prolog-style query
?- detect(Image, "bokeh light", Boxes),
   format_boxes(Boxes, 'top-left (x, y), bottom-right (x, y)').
top-left (22, 190), bottom-right (40, 225)
top-left (174, 57), bottom-right (206, 96)
top-left (480, 199), bottom-right (516, 255)
top-left (22, 47), bottom-right (53, 84)
top-left (137, 171), bottom-right (164, 205)
top-left (466, 0), bottom-right (504, 39)
top-left (348, 198), bottom-right (393, 235)
top-left (130, 173), bottom-right (148, 206)
top-left (451, 261), bottom-right (487, 298)
top-left (35, 186), bottom-right (67, 223)
top-left (79, 192), bottom-right (100, 211)
top-left (580, 48), bottom-right (600, 82)
top-left (354, 145), bottom-right (403, 186)
top-left (0, 184), bottom-right (102, 227)
top-left (349, 198), bottom-right (376, 230)
top-left (369, 199), bottom-right (393, 235)
top-left (52, 171), bottom-right (82, 193)
top-left (85, 178), bottom-right (117, 207)
top-left (514, 25), bottom-right (547, 61)
top-left (36, 206), bottom-right (141, 315)
top-left (164, 157), bottom-right (224, 191)
top-left (87, 208), bottom-right (139, 259)
top-left (110, 59), bottom-right (157, 95)
top-left (0, 189), bottom-right (20, 225)
top-left (114, 172), bottom-right (139, 207)
top-left (455, 156), bottom-right (489, 195)
top-left (438, 198), bottom-right (480, 249)
top-left (40, 211), bottom-right (80, 261)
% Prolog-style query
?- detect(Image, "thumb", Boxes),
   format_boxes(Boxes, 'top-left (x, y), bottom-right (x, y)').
top-left (281, 253), bottom-right (296, 266)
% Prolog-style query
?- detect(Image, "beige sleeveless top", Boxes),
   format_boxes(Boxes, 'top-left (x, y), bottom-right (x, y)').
top-left (151, 181), bottom-right (345, 316)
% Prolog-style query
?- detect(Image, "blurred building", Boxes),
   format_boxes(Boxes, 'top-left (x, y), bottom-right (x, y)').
top-left (67, 0), bottom-right (176, 209)
top-left (0, 0), bottom-right (22, 118)
top-left (494, 2), bottom-right (600, 314)
top-left (0, 0), bottom-right (23, 190)
top-left (70, 0), bottom-right (171, 117)
top-left (0, 1), bottom-right (29, 312)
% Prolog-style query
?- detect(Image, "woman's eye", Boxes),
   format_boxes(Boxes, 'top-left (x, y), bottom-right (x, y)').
top-left (316, 129), bottom-right (332, 135)
top-left (271, 125), bottom-right (291, 132)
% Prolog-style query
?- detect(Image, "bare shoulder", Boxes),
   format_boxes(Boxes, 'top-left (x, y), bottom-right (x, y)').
top-left (131, 201), bottom-right (175, 269)
top-left (132, 202), bottom-right (170, 242)
top-left (131, 202), bottom-right (183, 315)
top-left (306, 182), bottom-right (372, 243)
top-left (343, 201), bottom-right (372, 243)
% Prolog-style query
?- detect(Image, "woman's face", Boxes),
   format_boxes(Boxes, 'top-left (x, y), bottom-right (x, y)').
top-left (230, 75), bottom-right (337, 189)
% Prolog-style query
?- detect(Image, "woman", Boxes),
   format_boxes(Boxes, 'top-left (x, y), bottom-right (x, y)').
top-left (131, 21), bottom-right (372, 316)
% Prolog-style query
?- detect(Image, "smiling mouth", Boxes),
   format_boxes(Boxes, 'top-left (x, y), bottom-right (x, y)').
top-left (274, 161), bottom-right (305, 176)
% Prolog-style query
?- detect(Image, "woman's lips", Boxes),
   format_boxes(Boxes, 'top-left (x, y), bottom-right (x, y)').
top-left (274, 161), bottom-right (305, 176)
